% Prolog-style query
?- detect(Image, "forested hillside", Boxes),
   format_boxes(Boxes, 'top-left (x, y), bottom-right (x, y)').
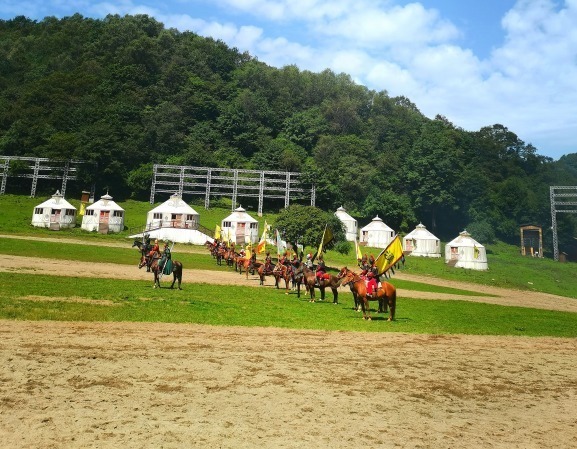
top-left (1, 14), bottom-right (577, 251)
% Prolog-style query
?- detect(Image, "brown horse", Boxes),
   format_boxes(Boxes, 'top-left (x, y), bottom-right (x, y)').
top-left (272, 263), bottom-right (292, 294)
top-left (338, 267), bottom-right (396, 321)
top-left (256, 262), bottom-right (284, 289)
top-left (294, 265), bottom-right (317, 300)
top-left (139, 252), bottom-right (183, 289)
top-left (314, 270), bottom-right (342, 304)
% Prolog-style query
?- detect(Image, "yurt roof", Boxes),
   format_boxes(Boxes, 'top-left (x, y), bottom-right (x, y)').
top-left (404, 223), bottom-right (439, 240)
top-left (222, 206), bottom-right (258, 223)
top-left (86, 193), bottom-right (124, 211)
top-left (334, 206), bottom-right (356, 222)
top-left (360, 215), bottom-right (393, 231)
top-left (447, 230), bottom-right (484, 248)
top-left (36, 190), bottom-right (76, 210)
top-left (149, 193), bottom-right (199, 215)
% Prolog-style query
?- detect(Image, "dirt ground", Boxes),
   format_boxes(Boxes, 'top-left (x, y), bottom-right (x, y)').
top-left (1, 236), bottom-right (577, 448)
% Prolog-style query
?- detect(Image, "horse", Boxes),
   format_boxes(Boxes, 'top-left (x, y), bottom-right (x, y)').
top-left (256, 262), bottom-right (282, 287)
top-left (294, 265), bottom-right (316, 300)
top-left (338, 267), bottom-right (396, 321)
top-left (138, 251), bottom-right (183, 289)
top-left (314, 270), bottom-right (342, 304)
top-left (133, 239), bottom-right (152, 271)
top-left (272, 263), bottom-right (292, 294)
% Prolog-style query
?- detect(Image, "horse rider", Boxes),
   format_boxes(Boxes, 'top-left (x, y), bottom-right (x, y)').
top-left (366, 271), bottom-right (378, 298)
top-left (315, 253), bottom-right (326, 286)
top-left (305, 253), bottom-right (314, 270)
top-left (159, 241), bottom-right (172, 273)
top-left (264, 251), bottom-right (273, 272)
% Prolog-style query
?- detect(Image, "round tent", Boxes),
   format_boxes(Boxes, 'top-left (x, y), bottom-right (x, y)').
top-left (403, 223), bottom-right (441, 258)
top-left (445, 230), bottom-right (488, 270)
top-left (334, 206), bottom-right (358, 242)
top-left (359, 215), bottom-right (394, 249)
top-left (146, 193), bottom-right (199, 230)
top-left (221, 206), bottom-right (259, 245)
top-left (134, 193), bottom-right (207, 244)
top-left (31, 190), bottom-right (76, 230)
top-left (81, 193), bottom-right (124, 234)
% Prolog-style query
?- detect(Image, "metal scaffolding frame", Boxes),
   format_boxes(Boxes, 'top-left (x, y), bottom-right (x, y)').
top-left (550, 186), bottom-right (577, 261)
top-left (0, 156), bottom-right (92, 197)
top-left (150, 164), bottom-right (316, 215)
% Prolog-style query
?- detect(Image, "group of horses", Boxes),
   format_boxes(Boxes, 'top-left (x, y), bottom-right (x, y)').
top-left (133, 240), bottom-right (183, 290)
top-left (206, 240), bottom-right (396, 321)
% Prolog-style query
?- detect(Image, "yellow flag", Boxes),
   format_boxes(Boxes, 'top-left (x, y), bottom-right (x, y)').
top-left (214, 225), bottom-right (221, 240)
top-left (246, 243), bottom-right (252, 259)
top-left (317, 225), bottom-right (334, 256)
top-left (374, 235), bottom-right (403, 276)
top-left (257, 221), bottom-right (268, 254)
top-left (355, 239), bottom-right (362, 261)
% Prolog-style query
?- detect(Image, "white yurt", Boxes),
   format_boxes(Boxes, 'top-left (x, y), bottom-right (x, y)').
top-left (221, 206), bottom-right (259, 245)
top-left (445, 230), bottom-right (488, 270)
top-left (359, 215), bottom-right (395, 248)
top-left (130, 193), bottom-right (208, 244)
top-left (146, 193), bottom-right (199, 230)
top-left (31, 190), bottom-right (76, 230)
top-left (403, 223), bottom-right (441, 257)
top-left (81, 193), bottom-right (124, 234)
top-left (334, 206), bottom-right (358, 242)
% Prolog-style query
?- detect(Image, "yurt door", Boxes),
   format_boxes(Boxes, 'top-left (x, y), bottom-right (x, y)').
top-left (236, 222), bottom-right (246, 245)
top-left (449, 246), bottom-right (459, 260)
top-left (405, 238), bottom-right (413, 251)
top-left (99, 210), bottom-right (110, 224)
top-left (172, 214), bottom-right (183, 228)
top-left (51, 209), bottom-right (61, 223)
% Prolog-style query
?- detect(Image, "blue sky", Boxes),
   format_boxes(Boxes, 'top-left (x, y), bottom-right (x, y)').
top-left (1, 0), bottom-right (576, 160)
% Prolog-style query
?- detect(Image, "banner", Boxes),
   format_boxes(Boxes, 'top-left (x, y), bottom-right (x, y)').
top-left (256, 220), bottom-right (268, 254)
top-left (214, 225), bottom-right (221, 240)
top-left (316, 224), bottom-right (334, 257)
top-left (355, 239), bottom-right (362, 261)
top-left (275, 229), bottom-right (284, 255)
top-left (374, 235), bottom-right (404, 276)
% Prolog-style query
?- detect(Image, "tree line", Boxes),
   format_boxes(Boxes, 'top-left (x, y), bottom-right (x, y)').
top-left (1, 14), bottom-right (577, 255)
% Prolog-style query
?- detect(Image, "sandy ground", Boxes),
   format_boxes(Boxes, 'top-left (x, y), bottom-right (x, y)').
top-left (1, 236), bottom-right (577, 448)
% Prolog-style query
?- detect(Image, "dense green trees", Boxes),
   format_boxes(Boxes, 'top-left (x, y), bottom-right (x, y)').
top-left (1, 14), bottom-right (576, 254)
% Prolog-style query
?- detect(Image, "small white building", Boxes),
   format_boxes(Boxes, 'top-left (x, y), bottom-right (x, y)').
top-left (221, 206), bottom-right (259, 245)
top-left (146, 193), bottom-right (199, 230)
top-left (31, 190), bottom-right (76, 230)
top-left (403, 223), bottom-right (441, 258)
top-left (445, 230), bottom-right (488, 270)
top-left (81, 193), bottom-right (124, 234)
top-left (129, 193), bottom-right (209, 244)
top-left (334, 206), bottom-right (358, 242)
top-left (359, 215), bottom-right (395, 249)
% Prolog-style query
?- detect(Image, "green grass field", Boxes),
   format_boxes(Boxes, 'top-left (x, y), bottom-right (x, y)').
top-left (1, 193), bottom-right (576, 337)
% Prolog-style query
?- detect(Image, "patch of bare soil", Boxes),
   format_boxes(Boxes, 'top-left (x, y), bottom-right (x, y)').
top-left (1, 321), bottom-right (576, 448)
top-left (1, 237), bottom-right (577, 448)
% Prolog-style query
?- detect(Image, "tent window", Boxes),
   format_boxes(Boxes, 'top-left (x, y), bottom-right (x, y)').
top-left (65, 209), bottom-right (75, 216)
top-left (186, 214), bottom-right (194, 220)
top-left (223, 221), bottom-right (231, 227)
top-left (113, 211), bottom-right (123, 217)
top-left (250, 223), bottom-right (258, 229)
top-left (34, 208), bottom-right (42, 214)
top-left (86, 209), bottom-right (95, 216)
top-left (153, 213), bottom-right (162, 219)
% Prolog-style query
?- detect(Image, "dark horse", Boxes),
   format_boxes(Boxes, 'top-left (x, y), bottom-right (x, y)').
top-left (314, 270), bottom-right (343, 304)
top-left (338, 267), bottom-right (396, 321)
top-left (294, 265), bottom-right (316, 300)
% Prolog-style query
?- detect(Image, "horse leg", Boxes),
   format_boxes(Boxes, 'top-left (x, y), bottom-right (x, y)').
top-left (362, 297), bottom-right (371, 320)
top-left (332, 288), bottom-right (338, 305)
top-left (388, 291), bottom-right (396, 321)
